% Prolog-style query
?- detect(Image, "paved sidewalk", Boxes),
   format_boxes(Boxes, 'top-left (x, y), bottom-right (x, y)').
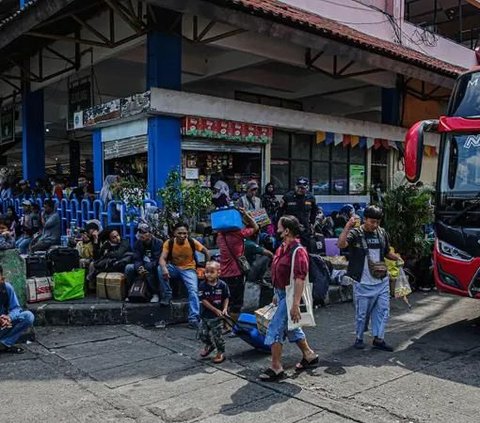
top-left (2, 291), bottom-right (480, 422)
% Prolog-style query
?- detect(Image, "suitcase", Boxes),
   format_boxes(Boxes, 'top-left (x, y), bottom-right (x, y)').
top-left (26, 253), bottom-right (50, 278)
top-left (26, 276), bottom-right (54, 303)
top-left (226, 313), bottom-right (270, 352)
top-left (97, 272), bottom-right (126, 301)
top-left (211, 207), bottom-right (244, 232)
top-left (48, 247), bottom-right (80, 273)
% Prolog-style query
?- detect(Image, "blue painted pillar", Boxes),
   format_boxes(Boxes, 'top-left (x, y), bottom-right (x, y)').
top-left (92, 129), bottom-right (103, 192)
top-left (146, 17), bottom-right (182, 199)
top-left (22, 90), bottom-right (45, 183)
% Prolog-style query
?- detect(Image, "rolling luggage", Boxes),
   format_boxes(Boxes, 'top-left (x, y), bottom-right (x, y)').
top-left (225, 313), bottom-right (270, 353)
top-left (26, 253), bottom-right (50, 278)
top-left (26, 276), bottom-right (54, 303)
top-left (48, 247), bottom-right (80, 273)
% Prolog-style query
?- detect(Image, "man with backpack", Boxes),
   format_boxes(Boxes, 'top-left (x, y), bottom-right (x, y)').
top-left (159, 222), bottom-right (210, 328)
top-left (125, 224), bottom-right (163, 303)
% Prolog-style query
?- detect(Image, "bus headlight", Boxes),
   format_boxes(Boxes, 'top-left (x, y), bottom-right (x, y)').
top-left (438, 240), bottom-right (472, 262)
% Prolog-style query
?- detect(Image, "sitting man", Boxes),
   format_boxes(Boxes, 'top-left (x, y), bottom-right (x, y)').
top-left (0, 220), bottom-right (15, 250)
top-left (76, 221), bottom-right (101, 260)
top-left (245, 235), bottom-right (273, 284)
top-left (30, 199), bottom-right (61, 252)
top-left (159, 223), bottom-right (210, 328)
top-left (0, 264), bottom-right (35, 354)
top-left (125, 224), bottom-right (163, 303)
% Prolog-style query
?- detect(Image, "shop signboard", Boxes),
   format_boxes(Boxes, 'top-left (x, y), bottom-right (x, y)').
top-left (121, 91), bottom-right (150, 118)
top-left (0, 107), bottom-right (15, 144)
top-left (182, 116), bottom-right (272, 144)
top-left (349, 164), bottom-right (365, 194)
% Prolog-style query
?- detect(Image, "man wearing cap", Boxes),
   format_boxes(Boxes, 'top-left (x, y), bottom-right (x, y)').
top-left (236, 180), bottom-right (262, 211)
top-left (125, 223), bottom-right (163, 303)
top-left (278, 177), bottom-right (319, 251)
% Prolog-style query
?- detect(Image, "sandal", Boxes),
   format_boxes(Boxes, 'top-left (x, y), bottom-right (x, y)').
top-left (199, 346), bottom-right (215, 358)
top-left (212, 353), bottom-right (225, 364)
top-left (0, 345), bottom-right (25, 354)
top-left (295, 355), bottom-right (319, 372)
top-left (258, 368), bottom-right (286, 382)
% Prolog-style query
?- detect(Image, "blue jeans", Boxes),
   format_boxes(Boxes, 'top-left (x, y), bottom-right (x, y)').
top-left (160, 264), bottom-right (199, 323)
top-left (265, 289), bottom-right (305, 346)
top-left (354, 280), bottom-right (390, 340)
top-left (0, 311), bottom-right (35, 347)
top-left (125, 262), bottom-right (159, 295)
top-left (15, 236), bottom-right (32, 254)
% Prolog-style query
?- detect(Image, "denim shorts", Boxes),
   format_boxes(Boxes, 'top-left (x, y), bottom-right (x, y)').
top-left (264, 288), bottom-right (306, 346)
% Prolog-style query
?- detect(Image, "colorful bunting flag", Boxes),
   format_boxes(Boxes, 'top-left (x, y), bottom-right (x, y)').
top-left (316, 131), bottom-right (326, 144)
top-left (351, 135), bottom-right (360, 148)
top-left (342, 134), bottom-right (351, 147)
top-left (325, 132), bottom-right (334, 145)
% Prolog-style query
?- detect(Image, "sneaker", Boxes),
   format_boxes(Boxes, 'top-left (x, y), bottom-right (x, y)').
top-left (372, 339), bottom-right (394, 352)
top-left (150, 294), bottom-right (160, 303)
top-left (353, 339), bottom-right (365, 350)
top-left (188, 321), bottom-right (199, 330)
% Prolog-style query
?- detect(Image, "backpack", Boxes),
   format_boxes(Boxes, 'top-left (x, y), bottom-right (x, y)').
top-left (167, 237), bottom-right (198, 265)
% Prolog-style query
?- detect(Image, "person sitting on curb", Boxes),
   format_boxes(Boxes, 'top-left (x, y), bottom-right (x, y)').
top-left (159, 222), bottom-right (211, 328)
top-left (245, 235), bottom-right (274, 284)
top-left (76, 221), bottom-right (101, 260)
top-left (0, 221), bottom-right (15, 250)
top-left (30, 199), bottom-right (61, 252)
top-left (0, 264), bottom-right (35, 354)
top-left (125, 224), bottom-right (163, 303)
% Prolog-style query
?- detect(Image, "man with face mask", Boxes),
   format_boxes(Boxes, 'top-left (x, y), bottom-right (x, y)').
top-left (338, 205), bottom-right (402, 352)
top-left (125, 224), bottom-right (163, 303)
top-left (278, 177), bottom-right (319, 251)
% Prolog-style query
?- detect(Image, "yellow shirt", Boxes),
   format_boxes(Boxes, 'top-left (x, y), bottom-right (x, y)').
top-left (163, 238), bottom-right (204, 270)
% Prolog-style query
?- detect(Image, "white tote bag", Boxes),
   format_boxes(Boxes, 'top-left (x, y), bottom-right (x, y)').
top-left (286, 246), bottom-right (316, 331)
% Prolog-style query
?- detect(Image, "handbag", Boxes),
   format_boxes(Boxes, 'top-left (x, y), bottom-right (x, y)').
top-left (223, 233), bottom-right (250, 275)
top-left (286, 246), bottom-right (316, 331)
top-left (128, 278), bottom-right (151, 303)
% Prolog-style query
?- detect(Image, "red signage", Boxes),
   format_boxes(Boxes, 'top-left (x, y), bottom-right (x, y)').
top-left (182, 116), bottom-right (272, 144)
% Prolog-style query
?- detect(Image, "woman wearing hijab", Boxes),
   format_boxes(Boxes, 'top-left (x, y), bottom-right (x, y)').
top-left (261, 182), bottom-right (279, 222)
top-left (212, 180), bottom-right (230, 208)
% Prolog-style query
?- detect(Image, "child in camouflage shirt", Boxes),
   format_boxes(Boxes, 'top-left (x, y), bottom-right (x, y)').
top-left (198, 261), bottom-right (230, 364)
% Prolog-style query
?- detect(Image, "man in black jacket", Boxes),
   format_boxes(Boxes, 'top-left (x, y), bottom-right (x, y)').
top-left (278, 176), bottom-right (319, 251)
top-left (125, 224), bottom-right (163, 303)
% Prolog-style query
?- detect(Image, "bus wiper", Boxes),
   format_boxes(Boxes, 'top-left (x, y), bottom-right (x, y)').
top-left (448, 192), bottom-right (480, 225)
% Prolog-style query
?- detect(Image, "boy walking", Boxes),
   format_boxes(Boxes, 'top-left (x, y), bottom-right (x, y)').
top-left (198, 261), bottom-right (230, 364)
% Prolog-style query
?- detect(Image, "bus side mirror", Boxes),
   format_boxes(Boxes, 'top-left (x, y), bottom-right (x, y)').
top-left (404, 120), bottom-right (439, 183)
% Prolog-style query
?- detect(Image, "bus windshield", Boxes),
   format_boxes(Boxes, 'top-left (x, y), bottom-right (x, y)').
top-left (440, 133), bottom-right (480, 196)
top-left (449, 71), bottom-right (480, 117)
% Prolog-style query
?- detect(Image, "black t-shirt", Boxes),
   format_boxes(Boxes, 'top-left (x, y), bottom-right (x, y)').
top-left (198, 280), bottom-right (230, 319)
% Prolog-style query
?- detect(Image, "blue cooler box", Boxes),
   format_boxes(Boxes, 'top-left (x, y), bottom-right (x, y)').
top-left (211, 207), bottom-right (244, 232)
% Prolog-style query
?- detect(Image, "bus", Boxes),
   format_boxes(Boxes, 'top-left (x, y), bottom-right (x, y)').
top-left (404, 68), bottom-right (480, 299)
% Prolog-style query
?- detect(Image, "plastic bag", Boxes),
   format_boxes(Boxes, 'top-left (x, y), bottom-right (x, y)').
top-left (53, 269), bottom-right (85, 301)
top-left (395, 268), bottom-right (412, 298)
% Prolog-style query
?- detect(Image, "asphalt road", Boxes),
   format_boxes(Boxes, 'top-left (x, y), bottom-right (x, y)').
top-left (2, 291), bottom-right (480, 423)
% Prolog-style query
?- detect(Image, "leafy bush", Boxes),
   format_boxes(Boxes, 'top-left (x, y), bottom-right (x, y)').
top-left (113, 175), bottom-right (147, 223)
top-left (158, 169), bottom-right (212, 231)
top-left (383, 182), bottom-right (434, 257)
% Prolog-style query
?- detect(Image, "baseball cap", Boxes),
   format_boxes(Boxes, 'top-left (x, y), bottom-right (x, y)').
top-left (137, 223), bottom-right (151, 234)
top-left (246, 180), bottom-right (259, 191)
top-left (22, 200), bottom-right (32, 206)
top-left (19, 179), bottom-right (27, 185)
top-left (296, 177), bottom-right (309, 187)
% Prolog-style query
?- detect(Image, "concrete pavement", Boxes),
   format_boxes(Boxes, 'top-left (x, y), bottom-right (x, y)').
top-left (2, 291), bottom-right (480, 422)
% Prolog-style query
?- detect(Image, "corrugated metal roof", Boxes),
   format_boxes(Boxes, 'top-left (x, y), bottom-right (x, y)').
top-left (212, 0), bottom-right (466, 77)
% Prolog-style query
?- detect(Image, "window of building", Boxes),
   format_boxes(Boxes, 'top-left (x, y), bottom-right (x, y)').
top-left (271, 130), bottom-right (367, 195)
top-left (371, 147), bottom-right (388, 192)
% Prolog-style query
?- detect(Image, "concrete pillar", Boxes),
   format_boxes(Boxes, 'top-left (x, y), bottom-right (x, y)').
top-left (146, 9), bottom-right (182, 199)
top-left (92, 129), bottom-right (103, 192)
top-left (22, 90), bottom-right (45, 183)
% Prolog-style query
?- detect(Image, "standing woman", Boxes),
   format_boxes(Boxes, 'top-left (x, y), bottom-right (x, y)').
top-left (259, 215), bottom-right (318, 381)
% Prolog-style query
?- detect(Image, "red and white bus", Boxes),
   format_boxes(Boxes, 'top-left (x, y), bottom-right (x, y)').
top-left (405, 68), bottom-right (480, 298)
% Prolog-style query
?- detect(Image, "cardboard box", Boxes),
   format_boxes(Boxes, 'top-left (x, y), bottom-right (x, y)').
top-left (96, 272), bottom-right (126, 301)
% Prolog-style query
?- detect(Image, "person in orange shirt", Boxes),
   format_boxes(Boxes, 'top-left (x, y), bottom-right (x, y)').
top-left (159, 223), bottom-right (211, 328)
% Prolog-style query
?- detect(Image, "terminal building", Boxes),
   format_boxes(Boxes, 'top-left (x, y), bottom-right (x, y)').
top-left (0, 0), bottom-right (478, 205)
